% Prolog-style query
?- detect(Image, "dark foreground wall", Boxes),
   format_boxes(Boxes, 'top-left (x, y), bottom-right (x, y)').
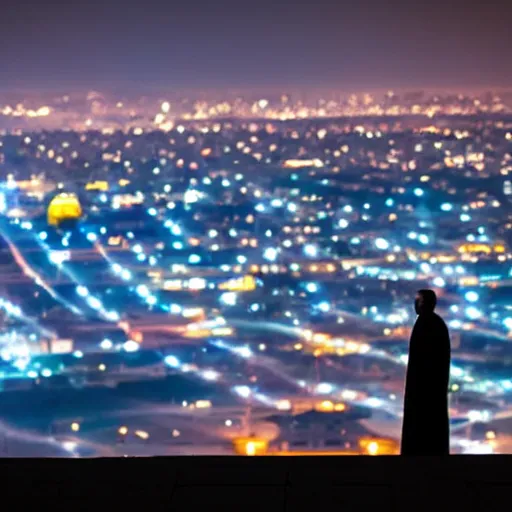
top-left (2, 456), bottom-right (510, 511)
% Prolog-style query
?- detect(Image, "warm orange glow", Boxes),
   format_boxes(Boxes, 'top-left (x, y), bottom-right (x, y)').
top-left (359, 437), bottom-right (399, 455)
top-left (316, 400), bottom-right (334, 412)
top-left (85, 180), bottom-right (109, 191)
top-left (195, 400), bottom-right (212, 409)
top-left (458, 243), bottom-right (492, 255)
top-left (135, 430), bottom-right (150, 440)
top-left (218, 275), bottom-right (256, 292)
top-left (282, 158), bottom-right (324, 169)
top-left (232, 437), bottom-right (268, 456)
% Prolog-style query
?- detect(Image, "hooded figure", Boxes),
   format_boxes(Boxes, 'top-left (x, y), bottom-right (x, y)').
top-left (401, 289), bottom-right (451, 455)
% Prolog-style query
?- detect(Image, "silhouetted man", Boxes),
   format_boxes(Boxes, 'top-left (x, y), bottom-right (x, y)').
top-left (401, 289), bottom-right (451, 455)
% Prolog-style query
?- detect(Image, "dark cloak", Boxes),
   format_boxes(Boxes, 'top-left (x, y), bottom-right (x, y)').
top-left (401, 312), bottom-right (451, 455)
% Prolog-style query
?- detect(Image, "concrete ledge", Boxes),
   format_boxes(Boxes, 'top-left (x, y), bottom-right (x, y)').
top-left (1, 456), bottom-right (510, 511)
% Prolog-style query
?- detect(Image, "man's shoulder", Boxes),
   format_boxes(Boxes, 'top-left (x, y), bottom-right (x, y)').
top-left (417, 312), bottom-right (448, 331)
top-left (433, 312), bottom-right (448, 325)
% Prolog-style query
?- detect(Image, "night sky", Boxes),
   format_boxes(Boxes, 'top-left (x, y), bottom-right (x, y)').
top-left (0, 0), bottom-right (510, 90)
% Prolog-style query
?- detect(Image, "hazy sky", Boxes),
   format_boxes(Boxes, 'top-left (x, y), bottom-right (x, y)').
top-left (1, 0), bottom-right (510, 90)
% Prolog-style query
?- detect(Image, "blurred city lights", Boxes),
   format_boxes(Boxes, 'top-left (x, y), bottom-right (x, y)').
top-left (375, 238), bottom-right (389, 250)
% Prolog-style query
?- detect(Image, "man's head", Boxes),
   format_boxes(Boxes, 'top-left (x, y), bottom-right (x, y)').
top-left (414, 289), bottom-right (437, 315)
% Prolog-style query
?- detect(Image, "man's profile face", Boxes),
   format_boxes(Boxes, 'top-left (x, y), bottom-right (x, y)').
top-left (414, 294), bottom-right (423, 315)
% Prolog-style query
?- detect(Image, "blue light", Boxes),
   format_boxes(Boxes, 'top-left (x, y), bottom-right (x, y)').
top-left (41, 368), bottom-right (52, 378)
top-left (136, 285), bottom-right (150, 298)
top-left (188, 254), bottom-right (201, 264)
top-left (173, 241), bottom-right (184, 250)
top-left (271, 199), bottom-right (283, 207)
top-left (385, 198), bottom-right (394, 207)
top-left (303, 244), bottom-right (318, 258)
top-left (503, 318), bottom-right (512, 330)
top-left (287, 203), bottom-right (297, 213)
top-left (317, 302), bottom-right (330, 313)
top-left (441, 203), bottom-right (453, 212)
top-left (418, 234), bottom-right (429, 245)
top-left (305, 282), bottom-right (318, 293)
top-left (338, 219), bottom-right (349, 229)
top-left (343, 205), bottom-right (353, 213)
top-left (164, 355), bottom-right (180, 368)
top-left (146, 296), bottom-right (157, 306)
top-left (170, 304), bottom-right (182, 314)
top-left (255, 203), bottom-right (265, 212)
top-left (220, 292), bottom-right (237, 306)
top-left (76, 285), bottom-right (89, 298)
top-left (86, 296), bottom-right (102, 310)
top-left (460, 214), bottom-right (471, 222)
top-left (100, 227), bottom-right (107, 235)
top-left (137, 253), bottom-right (146, 262)
top-left (465, 307), bottom-right (482, 320)
top-left (100, 339), bottom-right (113, 350)
top-left (86, 232), bottom-right (97, 242)
top-left (237, 255), bottom-right (247, 264)
top-left (106, 311), bottom-right (120, 322)
top-left (234, 346), bottom-right (252, 358)
top-left (233, 385), bottom-right (251, 398)
top-left (148, 207), bottom-right (157, 216)
top-left (171, 225), bottom-right (182, 236)
top-left (433, 277), bottom-right (446, 287)
top-left (263, 247), bottom-right (278, 262)
top-left (420, 262), bottom-right (431, 273)
top-left (414, 188), bottom-right (424, 197)
top-left (73, 350), bottom-right (84, 359)
top-left (123, 340), bottom-right (139, 353)
top-left (132, 244), bottom-right (143, 253)
top-left (465, 291), bottom-right (479, 303)
top-left (316, 382), bottom-right (333, 394)
top-left (375, 238), bottom-right (389, 250)
top-left (121, 269), bottom-right (132, 281)
top-left (250, 303), bottom-right (260, 312)
top-left (39, 231), bottom-right (48, 241)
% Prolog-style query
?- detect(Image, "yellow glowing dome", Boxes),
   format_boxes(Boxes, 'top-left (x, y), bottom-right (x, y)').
top-left (47, 193), bottom-right (83, 227)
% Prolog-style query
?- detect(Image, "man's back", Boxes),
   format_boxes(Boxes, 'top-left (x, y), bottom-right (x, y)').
top-left (401, 304), bottom-right (451, 455)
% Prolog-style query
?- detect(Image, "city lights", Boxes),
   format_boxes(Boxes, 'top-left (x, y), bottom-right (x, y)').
top-left (2, 80), bottom-right (512, 460)
top-left (375, 238), bottom-right (389, 250)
